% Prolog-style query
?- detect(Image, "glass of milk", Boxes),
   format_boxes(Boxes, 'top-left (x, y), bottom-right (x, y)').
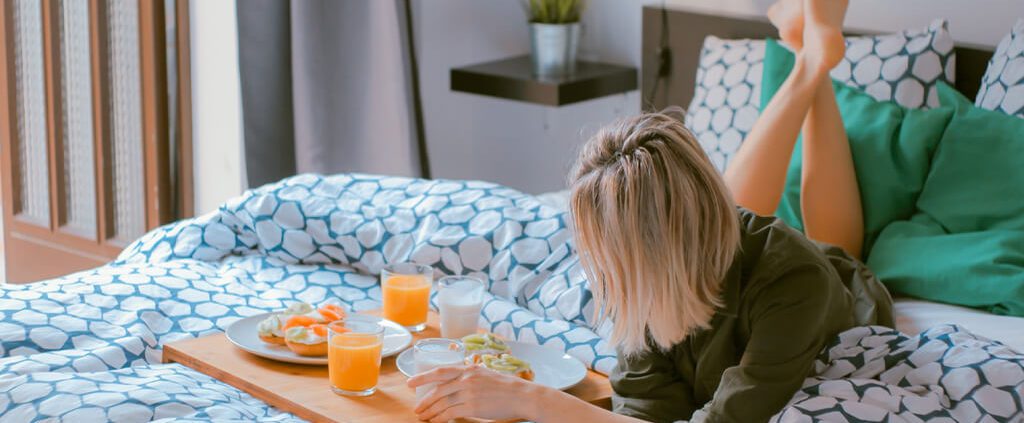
top-left (413, 338), bottom-right (465, 400)
top-left (436, 276), bottom-right (485, 339)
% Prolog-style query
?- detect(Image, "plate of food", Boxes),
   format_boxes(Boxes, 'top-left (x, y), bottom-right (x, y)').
top-left (226, 302), bottom-right (413, 365)
top-left (395, 332), bottom-right (588, 391)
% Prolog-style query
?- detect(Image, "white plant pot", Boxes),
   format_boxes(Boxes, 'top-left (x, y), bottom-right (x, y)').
top-left (529, 22), bottom-right (581, 78)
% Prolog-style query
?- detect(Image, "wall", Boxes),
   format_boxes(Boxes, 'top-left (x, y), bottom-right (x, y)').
top-left (190, 0), bottom-right (247, 216)
top-left (413, 0), bottom-right (643, 195)
top-left (414, 0), bottom-right (1020, 195)
top-left (186, 0), bottom-right (1018, 202)
top-left (654, 0), bottom-right (1022, 47)
top-left (192, 0), bottom-right (642, 203)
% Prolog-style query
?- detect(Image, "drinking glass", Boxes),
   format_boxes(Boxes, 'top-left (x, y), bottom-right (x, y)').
top-left (381, 263), bottom-right (433, 332)
top-left (436, 276), bottom-right (485, 339)
top-left (413, 338), bottom-right (465, 400)
top-left (328, 315), bottom-right (385, 397)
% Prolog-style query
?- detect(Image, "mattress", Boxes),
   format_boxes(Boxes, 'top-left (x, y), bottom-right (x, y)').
top-left (536, 189), bottom-right (1024, 353)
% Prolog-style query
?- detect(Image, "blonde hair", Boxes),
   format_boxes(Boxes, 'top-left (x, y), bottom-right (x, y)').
top-left (569, 109), bottom-right (740, 356)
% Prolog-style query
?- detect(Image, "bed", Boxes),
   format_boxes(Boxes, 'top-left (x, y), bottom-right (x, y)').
top-left (0, 175), bottom-right (616, 422)
top-left (1, 8), bottom-right (1023, 423)
top-left (0, 172), bottom-right (1021, 422)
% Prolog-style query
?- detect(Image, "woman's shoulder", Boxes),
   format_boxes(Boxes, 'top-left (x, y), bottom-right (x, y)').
top-left (733, 208), bottom-right (842, 295)
top-left (736, 208), bottom-right (828, 266)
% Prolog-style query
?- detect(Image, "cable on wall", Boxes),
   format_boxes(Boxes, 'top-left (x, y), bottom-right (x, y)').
top-left (644, 0), bottom-right (672, 110)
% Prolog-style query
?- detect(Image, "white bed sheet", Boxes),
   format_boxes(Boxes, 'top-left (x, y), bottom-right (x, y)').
top-left (536, 189), bottom-right (1024, 353)
top-left (894, 298), bottom-right (1024, 352)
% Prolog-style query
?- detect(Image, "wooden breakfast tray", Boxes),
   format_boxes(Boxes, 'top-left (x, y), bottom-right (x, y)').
top-left (163, 312), bottom-right (613, 423)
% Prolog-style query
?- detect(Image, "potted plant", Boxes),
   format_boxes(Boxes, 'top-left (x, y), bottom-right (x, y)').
top-left (527, 0), bottom-right (584, 78)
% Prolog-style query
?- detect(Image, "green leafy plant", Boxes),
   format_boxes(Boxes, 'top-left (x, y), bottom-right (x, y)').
top-left (527, 0), bottom-right (583, 24)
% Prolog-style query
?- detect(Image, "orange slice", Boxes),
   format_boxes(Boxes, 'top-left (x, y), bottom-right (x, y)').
top-left (318, 304), bottom-right (346, 322)
top-left (328, 321), bottom-right (351, 334)
top-left (283, 315), bottom-right (316, 330)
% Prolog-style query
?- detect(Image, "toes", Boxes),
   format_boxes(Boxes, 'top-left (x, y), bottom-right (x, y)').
top-left (803, 0), bottom-right (848, 29)
top-left (767, 2), bottom-right (784, 23)
top-left (768, 0), bottom-right (805, 49)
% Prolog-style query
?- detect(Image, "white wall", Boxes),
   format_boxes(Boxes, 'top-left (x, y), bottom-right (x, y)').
top-left (413, 0), bottom-right (1021, 195)
top-left (653, 0), bottom-right (1023, 47)
top-left (413, 0), bottom-right (643, 195)
top-left (185, 0), bottom-right (1019, 201)
top-left (190, 0), bottom-right (246, 216)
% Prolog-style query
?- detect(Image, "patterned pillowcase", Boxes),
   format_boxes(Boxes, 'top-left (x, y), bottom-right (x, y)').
top-left (686, 20), bottom-right (955, 171)
top-left (685, 38), bottom-right (765, 172)
top-left (975, 19), bottom-right (1024, 118)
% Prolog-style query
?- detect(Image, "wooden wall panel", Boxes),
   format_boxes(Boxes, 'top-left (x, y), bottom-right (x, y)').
top-left (175, 0), bottom-right (193, 220)
top-left (0, 0), bottom-right (192, 283)
top-left (138, 0), bottom-right (171, 228)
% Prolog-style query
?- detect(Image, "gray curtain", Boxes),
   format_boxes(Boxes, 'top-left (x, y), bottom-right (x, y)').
top-left (236, 0), bottom-right (422, 187)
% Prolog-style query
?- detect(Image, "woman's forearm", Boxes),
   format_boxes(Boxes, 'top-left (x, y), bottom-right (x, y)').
top-left (528, 385), bottom-right (646, 423)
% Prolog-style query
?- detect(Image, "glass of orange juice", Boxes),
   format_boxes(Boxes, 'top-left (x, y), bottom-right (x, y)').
top-left (328, 315), bottom-right (385, 396)
top-left (381, 263), bottom-right (433, 332)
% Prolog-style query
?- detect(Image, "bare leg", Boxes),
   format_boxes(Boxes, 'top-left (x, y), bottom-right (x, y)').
top-left (728, 0), bottom-right (861, 258)
top-left (799, 0), bottom-right (862, 257)
top-left (724, 0), bottom-right (830, 215)
top-left (723, 60), bottom-right (826, 215)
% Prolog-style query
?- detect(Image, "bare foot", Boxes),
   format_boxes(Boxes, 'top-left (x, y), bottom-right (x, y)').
top-left (802, 0), bottom-right (848, 74)
top-left (768, 0), bottom-right (804, 50)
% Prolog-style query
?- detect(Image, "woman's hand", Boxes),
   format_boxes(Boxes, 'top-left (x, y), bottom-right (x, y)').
top-left (408, 364), bottom-right (548, 422)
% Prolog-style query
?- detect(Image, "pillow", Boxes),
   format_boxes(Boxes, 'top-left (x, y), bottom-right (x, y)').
top-left (868, 83), bottom-right (1024, 316)
top-left (975, 19), bottom-right (1024, 118)
top-left (685, 38), bottom-right (764, 171)
top-left (687, 20), bottom-right (955, 171)
top-left (760, 38), bottom-right (954, 256)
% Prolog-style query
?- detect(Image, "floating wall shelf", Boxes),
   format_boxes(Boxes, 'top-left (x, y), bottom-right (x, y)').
top-left (450, 56), bottom-right (638, 106)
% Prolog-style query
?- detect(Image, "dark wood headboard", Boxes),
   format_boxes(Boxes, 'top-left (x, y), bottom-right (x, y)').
top-left (641, 7), bottom-right (995, 111)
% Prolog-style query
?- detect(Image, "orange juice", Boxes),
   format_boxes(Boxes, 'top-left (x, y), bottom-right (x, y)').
top-left (327, 316), bottom-right (385, 396)
top-left (382, 274), bottom-right (431, 329)
top-left (328, 334), bottom-right (383, 394)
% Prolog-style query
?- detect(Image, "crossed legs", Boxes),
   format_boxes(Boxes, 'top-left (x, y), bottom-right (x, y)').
top-left (724, 0), bottom-right (863, 257)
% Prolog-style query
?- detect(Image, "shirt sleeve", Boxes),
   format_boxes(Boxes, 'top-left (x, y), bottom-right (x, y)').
top-left (692, 263), bottom-right (838, 423)
top-left (610, 342), bottom-right (697, 423)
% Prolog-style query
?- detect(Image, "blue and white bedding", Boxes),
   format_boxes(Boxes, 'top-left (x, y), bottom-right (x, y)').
top-left (0, 174), bottom-right (1021, 422)
top-left (0, 174), bottom-right (612, 422)
top-left (775, 325), bottom-right (1024, 422)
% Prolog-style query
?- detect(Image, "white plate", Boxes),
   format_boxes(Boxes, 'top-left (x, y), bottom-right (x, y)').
top-left (395, 341), bottom-right (587, 391)
top-left (226, 312), bottom-right (413, 365)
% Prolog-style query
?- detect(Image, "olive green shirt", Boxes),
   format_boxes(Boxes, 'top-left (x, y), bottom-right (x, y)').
top-left (610, 209), bottom-right (894, 423)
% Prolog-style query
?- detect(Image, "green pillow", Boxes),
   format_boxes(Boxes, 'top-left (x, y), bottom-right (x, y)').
top-left (916, 84), bottom-right (1024, 232)
top-left (867, 83), bottom-right (1024, 316)
top-left (760, 38), bottom-right (953, 257)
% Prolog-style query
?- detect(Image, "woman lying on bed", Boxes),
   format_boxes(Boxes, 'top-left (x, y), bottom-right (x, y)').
top-left (408, 0), bottom-right (893, 421)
